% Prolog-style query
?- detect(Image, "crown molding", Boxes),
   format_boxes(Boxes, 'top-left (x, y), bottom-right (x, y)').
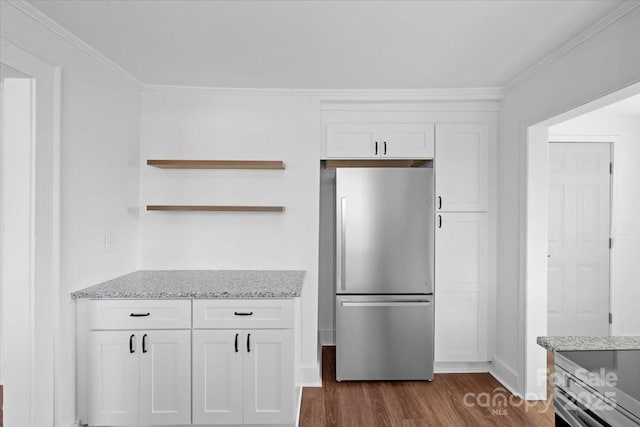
top-left (143, 84), bottom-right (504, 101)
top-left (5, 0), bottom-right (143, 88)
top-left (503, 1), bottom-right (640, 93)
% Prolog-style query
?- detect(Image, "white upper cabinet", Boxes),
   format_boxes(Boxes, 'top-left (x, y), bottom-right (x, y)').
top-left (326, 123), bottom-right (434, 159)
top-left (435, 124), bottom-right (488, 212)
top-left (379, 124), bottom-right (434, 158)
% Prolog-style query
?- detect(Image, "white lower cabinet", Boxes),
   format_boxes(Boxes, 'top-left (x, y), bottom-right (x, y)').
top-left (80, 298), bottom-right (296, 426)
top-left (88, 330), bottom-right (191, 426)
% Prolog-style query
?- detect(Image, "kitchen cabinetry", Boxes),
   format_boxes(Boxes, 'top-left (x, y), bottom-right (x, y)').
top-left (86, 300), bottom-right (191, 426)
top-left (79, 298), bottom-right (296, 426)
top-left (435, 123), bottom-right (488, 212)
top-left (192, 299), bottom-right (295, 425)
top-left (434, 212), bottom-right (488, 362)
top-left (326, 123), bottom-right (434, 159)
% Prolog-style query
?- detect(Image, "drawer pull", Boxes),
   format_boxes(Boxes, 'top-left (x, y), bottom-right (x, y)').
top-left (129, 334), bottom-right (135, 353)
top-left (142, 334), bottom-right (148, 353)
top-left (247, 333), bottom-right (251, 352)
top-left (235, 333), bottom-right (239, 353)
top-left (130, 312), bottom-right (150, 317)
top-left (234, 311), bottom-right (254, 316)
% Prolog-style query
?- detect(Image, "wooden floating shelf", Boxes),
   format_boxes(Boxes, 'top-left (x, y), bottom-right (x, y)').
top-left (323, 159), bottom-right (431, 169)
top-left (147, 205), bottom-right (285, 212)
top-left (147, 160), bottom-right (286, 169)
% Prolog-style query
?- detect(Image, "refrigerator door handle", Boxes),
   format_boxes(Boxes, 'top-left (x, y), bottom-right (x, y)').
top-left (341, 301), bottom-right (432, 308)
top-left (339, 197), bottom-right (347, 291)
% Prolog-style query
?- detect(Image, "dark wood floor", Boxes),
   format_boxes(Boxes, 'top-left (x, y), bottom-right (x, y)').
top-left (299, 347), bottom-right (554, 426)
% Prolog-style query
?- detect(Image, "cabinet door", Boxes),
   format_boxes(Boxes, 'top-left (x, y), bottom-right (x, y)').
top-left (192, 330), bottom-right (243, 425)
top-left (435, 213), bottom-right (488, 362)
top-left (88, 331), bottom-right (139, 426)
top-left (139, 330), bottom-right (191, 425)
top-left (435, 124), bottom-right (488, 212)
top-left (243, 330), bottom-right (295, 424)
top-left (380, 124), bottom-right (434, 158)
top-left (326, 123), bottom-right (380, 158)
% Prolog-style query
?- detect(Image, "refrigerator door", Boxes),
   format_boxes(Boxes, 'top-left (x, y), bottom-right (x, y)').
top-left (336, 295), bottom-right (434, 381)
top-left (336, 168), bottom-right (433, 294)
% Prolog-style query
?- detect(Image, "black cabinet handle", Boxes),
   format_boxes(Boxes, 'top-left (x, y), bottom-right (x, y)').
top-left (383, 141), bottom-right (387, 155)
top-left (235, 333), bottom-right (239, 352)
top-left (234, 311), bottom-right (254, 316)
top-left (375, 141), bottom-right (378, 155)
top-left (130, 313), bottom-right (150, 317)
top-left (142, 334), bottom-right (148, 353)
top-left (247, 333), bottom-right (251, 353)
top-left (437, 196), bottom-right (442, 210)
top-left (129, 334), bottom-right (135, 353)
top-left (438, 215), bottom-right (442, 228)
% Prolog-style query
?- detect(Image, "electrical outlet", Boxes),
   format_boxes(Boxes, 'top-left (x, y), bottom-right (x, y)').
top-left (104, 232), bottom-right (115, 252)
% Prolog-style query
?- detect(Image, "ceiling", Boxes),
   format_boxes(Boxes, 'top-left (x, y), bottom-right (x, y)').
top-left (28, 0), bottom-right (624, 89)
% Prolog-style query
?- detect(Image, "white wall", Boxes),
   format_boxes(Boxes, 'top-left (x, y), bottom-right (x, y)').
top-left (497, 7), bottom-right (640, 396)
top-left (550, 112), bottom-right (640, 335)
top-left (0, 3), bottom-right (142, 425)
top-left (139, 89), bottom-right (321, 382)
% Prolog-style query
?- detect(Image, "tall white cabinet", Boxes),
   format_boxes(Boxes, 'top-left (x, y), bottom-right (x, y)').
top-left (434, 123), bottom-right (490, 367)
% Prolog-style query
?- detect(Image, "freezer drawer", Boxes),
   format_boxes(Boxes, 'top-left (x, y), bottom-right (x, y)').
top-left (336, 295), bottom-right (434, 381)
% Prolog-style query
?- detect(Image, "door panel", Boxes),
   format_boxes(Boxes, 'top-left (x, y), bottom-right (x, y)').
top-left (434, 212), bottom-right (488, 362)
top-left (139, 330), bottom-right (191, 425)
top-left (548, 142), bottom-right (610, 336)
top-left (435, 124), bottom-right (488, 212)
top-left (336, 168), bottom-right (433, 294)
top-left (88, 331), bottom-right (139, 426)
top-left (243, 330), bottom-right (294, 425)
top-left (192, 330), bottom-right (243, 425)
top-left (326, 123), bottom-right (379, 158)
top-left (380, 123), bottom-right (434, 158)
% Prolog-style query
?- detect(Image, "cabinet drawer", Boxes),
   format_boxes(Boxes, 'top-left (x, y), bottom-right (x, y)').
top-left (193, 299), bottom-right (294, 329)
top-left (88, 300), bottom-right (191, 330)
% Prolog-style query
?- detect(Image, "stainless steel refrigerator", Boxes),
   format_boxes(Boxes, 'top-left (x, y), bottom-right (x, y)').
top-left (335, 167), bottom-right (434, 381)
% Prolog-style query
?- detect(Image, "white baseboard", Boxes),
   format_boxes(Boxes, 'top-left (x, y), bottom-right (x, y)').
top-left (434, 361), bottom-right (490, 373)
top-left (297, 363), bottom-right (322, 387)
top-left (319, 329), bottom-right (335, 346)
top-left (489, 356), bottom-right (520, 398)
top-left (294, 386), bottom-right (303, 427)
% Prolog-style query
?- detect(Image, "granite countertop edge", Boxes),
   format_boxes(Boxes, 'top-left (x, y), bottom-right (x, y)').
top-left (537, 336), bottom-right (640, 352)
top-left (71, 270), bottom-right (305, 299)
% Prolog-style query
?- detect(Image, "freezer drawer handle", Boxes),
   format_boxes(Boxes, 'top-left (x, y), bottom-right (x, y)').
top-left (234, 311), bottom-right (254, 316)
top-left (341, 301), bottom-right (432, 308)
top-left (130, 312), bottom-right (150, 317)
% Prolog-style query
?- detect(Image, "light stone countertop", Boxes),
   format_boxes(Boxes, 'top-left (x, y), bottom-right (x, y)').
top-left (71, 270), bottom-right (305, 299)
top-left (537, 336), bottom-right (640, 352)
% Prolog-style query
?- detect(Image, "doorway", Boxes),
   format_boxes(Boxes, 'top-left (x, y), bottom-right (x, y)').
top-left (547, 142), bottom-right (611, 337)
top-left (0, 37), bottom-right (61, 427)
top-left (523, 82), bottom-right (640, 400)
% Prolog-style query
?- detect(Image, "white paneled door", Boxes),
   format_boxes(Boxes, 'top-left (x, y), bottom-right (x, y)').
top-left (548, 142), bottom-right (611, 336)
